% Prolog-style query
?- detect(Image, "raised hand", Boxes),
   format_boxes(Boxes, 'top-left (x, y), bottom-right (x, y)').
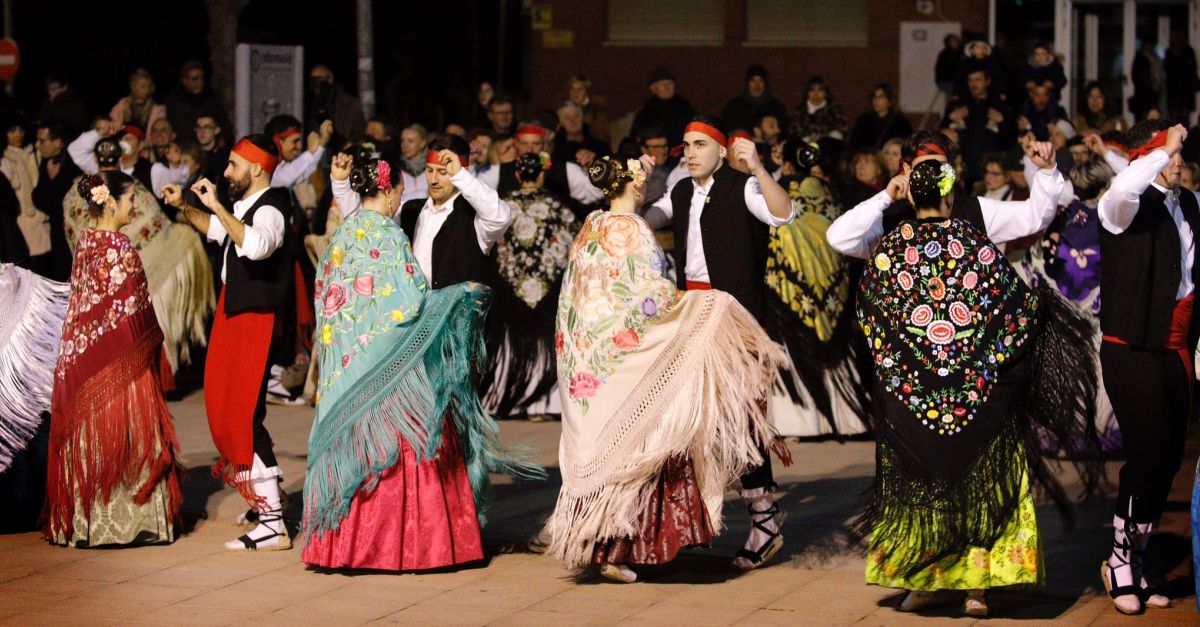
top-left (331, 152), bottom-right (353, 181)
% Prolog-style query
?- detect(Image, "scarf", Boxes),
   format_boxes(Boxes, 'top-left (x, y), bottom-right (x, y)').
top-left (63, 179), bottom-right (214, 373)
top-left (548, 210), bottom-right (785, 567)
top-left (302, 210), bottom-right (539, 543)
top-left (480, 188), bottom-right (579, 417)
top-left (45, 229), bottom-right (181, 541)
top-left (766, 175), bottom-right (865, 423)
top-left (854, 217), bottom-right (1100, 574)
top-left (0, 265), bottom-right (69, 472)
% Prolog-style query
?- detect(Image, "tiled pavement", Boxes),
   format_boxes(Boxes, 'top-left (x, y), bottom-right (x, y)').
top-left (1, 390), bottom-right (1197, 625)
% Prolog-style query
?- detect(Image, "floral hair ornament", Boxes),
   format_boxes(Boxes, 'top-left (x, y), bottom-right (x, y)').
top-left (937, 162), bottom-right (957, 197)
top-left (376, 160), bottom-right (392, 191)
top-left (538, 151), bottom-right (552, 172)
top-left (89, 180), bottom-right (111, 207)
top-left (588, 156), bottom-right (634, 198)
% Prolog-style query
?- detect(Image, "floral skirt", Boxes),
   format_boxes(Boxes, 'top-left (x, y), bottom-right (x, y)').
top-left (302, 428), bottom-right (484, 572)
top-left (591, 456), bottom-right (713, 565)
top-left (865, 471), bottom-right (1043, 591)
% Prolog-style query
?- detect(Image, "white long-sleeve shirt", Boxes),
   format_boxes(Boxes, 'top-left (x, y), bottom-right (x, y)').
top-left (67, 130), bottom-right (103, 175)
top-left (1097, 149), bottom-right (1193, 298)
top-left (827, 166), bottom-right (1066, 260)
top-left (1103, 149), bottom-right (1129, 174)
top-left (476, 160), bottom-right (605, 205)
top-left (330, 176), bottom-right (362, 219)
top-left (412, 168), bottom-right (513, 279)
top-left (150, 162), bottom-right (190, 197)
top-left (66, 129), bottom-right (141, 178)
top-left (643, 172), bottom-right (795, 283)
top-left (271, 147), bottom-right (325, 189)
top-left (206, 187), bottom-right (286, 282)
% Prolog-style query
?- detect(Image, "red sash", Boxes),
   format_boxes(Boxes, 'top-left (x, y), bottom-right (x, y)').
top-left (685, 280), bottom-right (712, 291)
top-left (1103, 294), bottom-right (1195, 379)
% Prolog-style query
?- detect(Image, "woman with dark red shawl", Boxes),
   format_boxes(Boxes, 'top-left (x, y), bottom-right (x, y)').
top-left (43, 171), bottom-right (181, 547)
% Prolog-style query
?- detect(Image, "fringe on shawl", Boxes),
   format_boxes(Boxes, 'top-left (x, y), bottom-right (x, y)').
top-left (547, 295), bottom-right (787, 567)
top-left (142, 225), bottom-right (215, 373)
top-left (0, 271), bottom-right (69, 473)
top-left (43, 332), bottom-right (182, 543)
top-left (766, 288), bottom-right (871, 436)
top-left (478, 278), bottom-right (561, 418)
top-left (848, 285), bottom-right (1102, 577)
top-left (301, 285), bottom-right (543, 546)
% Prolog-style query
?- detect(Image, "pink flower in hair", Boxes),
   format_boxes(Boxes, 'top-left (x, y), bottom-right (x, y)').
top-left (376, 161), bottom-right (392, 190)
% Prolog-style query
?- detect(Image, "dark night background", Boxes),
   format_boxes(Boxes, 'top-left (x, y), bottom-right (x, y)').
top-left (3, 0), bottom-right (529, 130)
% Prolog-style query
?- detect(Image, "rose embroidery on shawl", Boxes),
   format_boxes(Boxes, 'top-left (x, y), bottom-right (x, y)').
top-left (324, 282), bottom-right (348, 316)
top-left (598, 215), bottom-right (642, 258)
top-left (496, 190), bottom-right (578, 309)
top-left (556, 211), bottom-right (680, 413)
top-left (571, 263), bottom-right (616, 324)
top-left (612, 328), bottom-right (640, 351)
top-left (353, 275), bottom-right (374, 297)
top-left (859, 218), bottom-right (1037, 436)
top-left (569, 371), bottom-right (600, 399)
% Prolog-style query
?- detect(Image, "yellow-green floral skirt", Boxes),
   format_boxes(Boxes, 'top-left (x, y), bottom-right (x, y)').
top-left (865, 472), bottom-right (1044, 591)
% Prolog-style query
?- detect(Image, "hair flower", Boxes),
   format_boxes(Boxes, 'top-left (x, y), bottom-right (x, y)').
top-left (937, 163), bottom-right (957, 197)
top-left (90, 183), bottom-right (111, 206)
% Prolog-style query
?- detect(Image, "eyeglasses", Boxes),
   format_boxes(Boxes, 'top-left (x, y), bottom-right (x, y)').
top-left (643, 142), bottom-right (668, 150)
top-left (195, 124), bottom-right (216, 131)
top-left (984, 169), bottom-right (1005, 176)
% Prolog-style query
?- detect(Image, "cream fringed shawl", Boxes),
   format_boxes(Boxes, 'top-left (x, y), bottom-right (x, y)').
top-left (63, 180), bottom-right (214, 373)
top-left (0, 264), bottom-right (69, 472)
top-left (548, 210), bottom-right (786, 567)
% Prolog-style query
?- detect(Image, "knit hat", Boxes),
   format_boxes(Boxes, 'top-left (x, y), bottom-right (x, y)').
top-left (648, 66), bottom-right (675, 86)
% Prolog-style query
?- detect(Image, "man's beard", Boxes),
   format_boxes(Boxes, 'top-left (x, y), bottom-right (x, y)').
top-left (227, 173), bottom-right (251, 199)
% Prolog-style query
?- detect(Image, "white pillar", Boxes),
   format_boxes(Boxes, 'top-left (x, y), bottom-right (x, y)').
top-left (1054, 0), bottom-right (1074, 115)
top-left (1122, 0), bottom-right (1136, 123)
top-left (1084, 13), bottom-right (1099, 84)
top-left (356, 0), bottom-right (375, 120)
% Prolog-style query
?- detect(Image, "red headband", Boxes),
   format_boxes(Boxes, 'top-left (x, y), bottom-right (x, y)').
top-left (683, 121), bottom-right (727, 147)
top-left (1126, 130), bottom-right (1169, 162)
top-left (515, 125), bottom-right (548, 139)
top-left (122, 125), bottom-right (145, 140)
top-left (729, 131), bottom-right (754, 144)
top-left (903, 142), bottom-right (947, 166)
top-left (272, 127), bottom-right (301, 153)
top-left (426, 150), bottom-right (468, 168)
top-left (233, 139), bottom-right (279, 175)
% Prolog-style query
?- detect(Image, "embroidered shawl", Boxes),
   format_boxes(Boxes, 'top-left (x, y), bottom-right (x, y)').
top-left (0, 264), bottom-right (69, 472)
top-left (63, 179), bottom-right (214, 373)
top-left (766, 174), bottom-right (867, 425)
top-left (1018, 200), bottom-right (1102, 315)
top-left (303, 210), bottom-right (539, 543)
top-left (45, 228), bottom-right (180, 541)
top-left (479, 188), bottom-right (579, 417)
top-left (548, 210), bottom-right (785, 567)
top-left (855, 217), bottom-right (1099, 574)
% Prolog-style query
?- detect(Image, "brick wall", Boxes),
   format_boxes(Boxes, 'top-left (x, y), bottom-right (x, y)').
top-left (529, 0), bottom-right (987, 136)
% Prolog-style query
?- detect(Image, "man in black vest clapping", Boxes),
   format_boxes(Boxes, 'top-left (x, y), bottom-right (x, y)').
top-left (1096, 121), bottom-right (1193, 614)
top-left (643, 114), bottom-right (795, 571)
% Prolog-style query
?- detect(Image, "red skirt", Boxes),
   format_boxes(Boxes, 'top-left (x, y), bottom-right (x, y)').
top-left (592, 456), bottom-right (714, 565)
top-left (301, 427), bottom-right (484, 571)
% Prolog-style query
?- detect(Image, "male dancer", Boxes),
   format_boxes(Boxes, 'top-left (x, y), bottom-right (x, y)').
top-left (170, 134), bottom-right (294, 551)
top-left (644, 114), bottom-right (795, 570)
top-left (1096, 121), bottom-right (1192, 614)
top-left (476, 122), bottom-right (604, 218)
top-left (398, 134), bottom-right (513, 288)
top-left (258, 115), bottom-right (332, 404)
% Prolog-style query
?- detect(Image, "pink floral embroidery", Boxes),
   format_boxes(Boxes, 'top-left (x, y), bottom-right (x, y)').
top-left (323, 283), bottom-right (348, 316)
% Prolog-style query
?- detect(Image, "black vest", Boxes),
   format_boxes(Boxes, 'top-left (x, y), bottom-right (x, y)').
top-left (670, 165), bottom-right (770, 322)
top-left (223, 187), bottom-right (294, 315)
top-left (1099, 186), bottom-right (1200, 348)
top-left (399, 195), bottom-right (497, 289)
top-left (497, 159), bottom-right (582, 220)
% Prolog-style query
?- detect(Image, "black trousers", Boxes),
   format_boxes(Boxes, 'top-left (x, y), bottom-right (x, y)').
top-left (252, 362), bottom-right (278, 468)
top-left (1100, 342), bottom-right (1191, 522)
top-left (739, 400), bottom-right (775, 490)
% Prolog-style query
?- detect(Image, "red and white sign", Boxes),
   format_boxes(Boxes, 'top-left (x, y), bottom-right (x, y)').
top-left (0, 39), bottom-right (19, 82)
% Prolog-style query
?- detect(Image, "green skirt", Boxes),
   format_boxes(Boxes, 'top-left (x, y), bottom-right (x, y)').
top-left (865, 471), bottom-right (1044, 591)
